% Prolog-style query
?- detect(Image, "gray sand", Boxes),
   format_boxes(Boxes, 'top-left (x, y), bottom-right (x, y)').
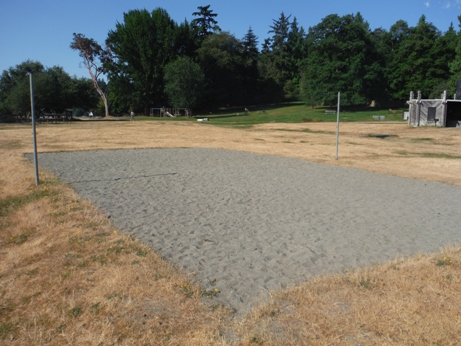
top-left (33, 148), bottom-right (461, 314)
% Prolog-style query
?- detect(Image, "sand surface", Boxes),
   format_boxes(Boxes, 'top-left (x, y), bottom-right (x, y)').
top-left (33, 148), bottom-right (461, 314)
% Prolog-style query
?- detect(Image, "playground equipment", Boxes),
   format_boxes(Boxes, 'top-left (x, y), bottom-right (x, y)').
top-left (150, 107), bottom-right (191, 117)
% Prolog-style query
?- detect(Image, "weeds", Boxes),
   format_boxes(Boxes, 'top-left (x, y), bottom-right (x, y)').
top-left (0, 323), bottom-right (16, 340)
top-left (436, 257), bottom-right (453, 266)
top-left (69, 307), bottom-right (82, 318)
top-left (136, 248), bottom-right (149, 257)
top-left (10, 232), bottom-right (28, 245)
top-left (0, 183), bottom-right (56, 218)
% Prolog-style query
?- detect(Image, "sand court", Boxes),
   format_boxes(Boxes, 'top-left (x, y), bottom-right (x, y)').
top-left (33, 148), bottom-right (461, 314)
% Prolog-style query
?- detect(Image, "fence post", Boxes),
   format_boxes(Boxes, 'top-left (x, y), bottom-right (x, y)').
top-left (30, 73), bottom-right (39, 185)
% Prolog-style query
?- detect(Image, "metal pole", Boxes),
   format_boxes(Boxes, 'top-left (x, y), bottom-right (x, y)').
top-left (335, 92), bottom-right (340, 160)
top-left (30, 73), bottom-right (39, 185)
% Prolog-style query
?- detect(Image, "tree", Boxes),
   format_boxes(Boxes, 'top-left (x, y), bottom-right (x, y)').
top-left (0, 60), bottom-right (98, 115)
top-left (164, 57), bottom-right (205, 110)
top-left (300, 13), bottom-right (381, 106)
top-left (428, 23), bottom-right (457, 97)
top-left (263, 12), bottom-right (292, 86)
top-left (449, 16), bottom-right (461, 92)
top-left (191, 5), bottom-right (221, 39)
top-left (383, 20), bottom-right (411, 100)
top-left (368, 28), bottom-right (393, 104)
top-left (260, 13), bottom-right (307, 100)
top-left (241, 27), bottom-right (259, 104)
top-left (0, 60), bottom-right (44, 114)
top-left (174, 19), bottom-right (200, 58)
top-left (196, 32), bottom-right (246, 106)
top-left (70, 33), bottom-right (111, 116)
top-left (285, 17), bottom-right (307, 99)
top-left (105, 8), bottom-right (177, 114)
top-left (388, 16), bottom-right (441, 99)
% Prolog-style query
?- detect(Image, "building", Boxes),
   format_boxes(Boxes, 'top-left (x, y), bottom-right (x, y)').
top-left (407, 90), bottom-right (461, 127)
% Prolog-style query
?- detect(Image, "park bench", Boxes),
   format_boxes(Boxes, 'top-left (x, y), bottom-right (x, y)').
top-left (324, 110), bottom-right (337, 114)
top-left (372, 115), bottom-right (386, 121)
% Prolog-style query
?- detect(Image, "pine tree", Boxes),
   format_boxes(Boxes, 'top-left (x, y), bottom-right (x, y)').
top-left (191, 5), bottom-right (221, 39)
top-left (449, 16), bottom-right (461, 93)
top-left (242, 27), bottom-right (259, 104)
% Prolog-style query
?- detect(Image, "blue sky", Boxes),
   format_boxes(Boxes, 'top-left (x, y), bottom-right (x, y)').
top-left (1, 0), bottom-right (460, 79)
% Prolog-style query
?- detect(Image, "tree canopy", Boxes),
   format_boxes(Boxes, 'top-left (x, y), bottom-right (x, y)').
top-left (105, 8), bottom-right (179, 114)
top-left (164, 57), bottom-right (205, 109)
top-left (4, 6), bottom-right (460, 119)
top-left (0, 60), bottom-right (97, 116)
top-left (191, 5), bottom-right (221, 39)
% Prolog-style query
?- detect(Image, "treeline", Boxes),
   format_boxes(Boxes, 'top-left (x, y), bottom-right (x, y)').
top-left (97, 8), bottom-right (461, 113)
top-left (2, 6), bottom-right (461, 116)
top-left (0, 61), bottom-right (100, 116)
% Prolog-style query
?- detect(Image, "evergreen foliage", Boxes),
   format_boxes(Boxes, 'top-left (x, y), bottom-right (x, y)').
top-left (449, 16), bottom-right (461, 92)
top-left (191, 5), bottom-right (221, 39)
top-left (3, 7), bottom-right (459, 119)
top-left (241, 27), bottom-right (260, 104)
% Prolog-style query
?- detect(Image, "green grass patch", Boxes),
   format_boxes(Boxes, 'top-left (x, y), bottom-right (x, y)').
top-left (109, 103), bottom-right (407, 126)
top-left (410, 138), bottom-right (434, 142)
top-left (136, 248), bottom-right (148, 257)
top-left (0, 183), bottom-right (57, 218)
top-left (91, 302), bottom-right (101, 315)
top-left (10, 232), bottom-right (28, 245)
top-left (420, 152), bottom-right (461, 159)
top-left (275, 128), bottom-right (332, 134)
top-left (201, 103), bottom-right (405, 125)
top-left (395, 151), bottom-right (461, 159)
top-left (436, 257), bottom-right (453, 266)
top-left (0, 322), bottom-right (17, 340)
top-left (69, 307), bottom-right (82, 318)
top-left (26, 268), bottom-right (38, 276)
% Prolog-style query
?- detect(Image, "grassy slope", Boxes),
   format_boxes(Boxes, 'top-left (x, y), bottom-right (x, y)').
top-left (132, 103), bottom-right (406, 125)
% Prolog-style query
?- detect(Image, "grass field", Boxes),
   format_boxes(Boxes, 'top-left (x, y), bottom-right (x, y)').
top-left (116, 102), bottom-right (406, 126)
top-left (1, 109), bottom-right (461, 345)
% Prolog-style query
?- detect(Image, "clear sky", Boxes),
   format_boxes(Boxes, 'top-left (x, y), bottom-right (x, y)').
top-left (1, 0), bottom-right (460, 79)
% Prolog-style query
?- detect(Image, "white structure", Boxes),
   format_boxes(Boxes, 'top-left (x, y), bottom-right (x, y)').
top-left (407, 90), bottom-right (461, 127)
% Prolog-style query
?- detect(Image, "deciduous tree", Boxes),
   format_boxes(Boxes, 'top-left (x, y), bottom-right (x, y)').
top-left (301, 13), bottom-right (381, 106)
top-left (196, 32), bottom-right (245, 106)
top-left (105, 8), bottom-right (177, 114)
top-left (70, 33), bottom-right (111, 116)
top-left (0, 61), bottom-right (97, 115)
top-left (164, 57), bottom-right (205, 110)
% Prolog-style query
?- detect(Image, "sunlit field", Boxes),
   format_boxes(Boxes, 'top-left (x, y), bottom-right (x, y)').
top-left (1, 112), bottom-right (461, 345)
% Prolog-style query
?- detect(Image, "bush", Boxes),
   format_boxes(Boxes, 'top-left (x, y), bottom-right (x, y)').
top-left (72, 108), bottom-right (86, 117)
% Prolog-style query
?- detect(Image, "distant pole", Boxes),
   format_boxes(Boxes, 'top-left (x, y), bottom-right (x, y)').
top-left (335, 92), bottom-right (340, 160)
top-left (30, 73), bottom-right (39, 185)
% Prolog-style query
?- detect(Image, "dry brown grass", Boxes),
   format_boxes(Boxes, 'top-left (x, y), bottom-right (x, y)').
top-left (1, 120), bottom-right (461, 345)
